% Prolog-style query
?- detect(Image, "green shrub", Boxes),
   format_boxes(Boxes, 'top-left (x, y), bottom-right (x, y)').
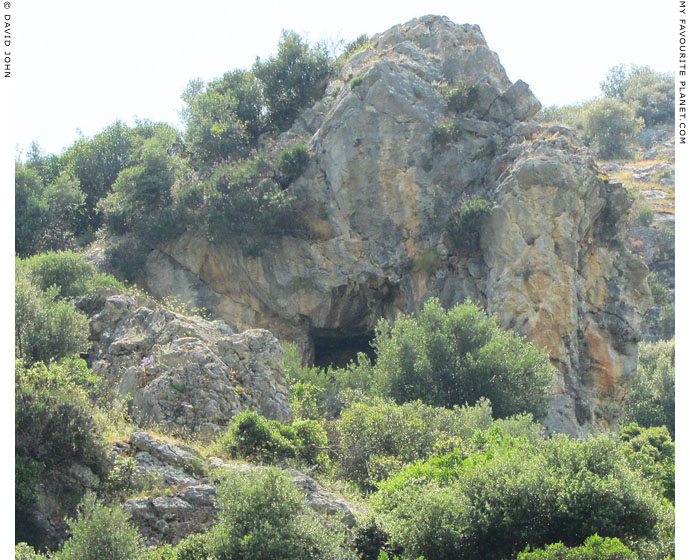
top-left (15, 163), bottom-right (85, 257)
top-left (334, 398), bottom-right (496, 490)
top-left (622, 339), bottom-right (674, 436)
top-left (14, 543), bottom-right (48, 560)
top-left (620, 423), bottom-right (674, 502)
top-left (218, 409), bottom-right (297, 463)
top-left (440, 79), bottom-right (478, 114)
top-left (446, 198), bottom-right (491, 255)
top-left (15, 265), bottom-right (89, 365)
top-left (253, 30), bottom-right (331, 132)
top-left (340, 34), bottom-right (370, 59)
top-left (181, 78), bottom-right (253, 167)
top-left (99, 131), bottom-right (183, 245)
top-left (637, 206), bottom-right (655, 227)
top-left (276, 143), bottom-right (310, 187)
top-left (518, 535), bottom-right (638, 560)
top-left (200, 155), bottom-right (295, 243)
top-left (206, 467), bottom-right (350, 560)
top-left (658, 303), bottom-right (674, 340)
top-left (15, 358), bottom-right (110, 545)
top-left (350, 76), bottom-right (364, 89)
top-left (582, 98), bottom-right (643, 159)
top-left (218, 409), bottom-right (329, 470)
top-left (431, 120), bottom-right (463, 149)
top-left (370, 298), bottom-right (553, 419)
top-left (602, 64), bottom-right (674, 125)
top-left (374, 432), bottom-right (669, 560)
top-left (647, 271), bottom-right (668, 306)
top-left (19, 250), bottom-right (123, 299)
top-left (55, 493), bottom-right (143, 560)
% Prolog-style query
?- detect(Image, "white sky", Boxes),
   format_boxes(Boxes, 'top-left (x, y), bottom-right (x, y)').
top-left (14, 0), bottom-right (676, 156)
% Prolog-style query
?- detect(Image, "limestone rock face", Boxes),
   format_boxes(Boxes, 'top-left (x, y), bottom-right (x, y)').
top-left (142, 16), bottom-right (650, 435)
top-left (77, 289), bottom-right (292, 436)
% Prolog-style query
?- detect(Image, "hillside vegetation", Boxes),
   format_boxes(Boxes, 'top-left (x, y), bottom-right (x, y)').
top-left (15, 21), bottom-right (674, 560)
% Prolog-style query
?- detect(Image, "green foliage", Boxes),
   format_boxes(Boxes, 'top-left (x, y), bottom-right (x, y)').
top-left (537, 103), bottom-right (589, 131)
top-left (374, 432), bottom-right (669, 560)
top-left (19, 250), bottom-right (123, 299)
top-left (15, 360), bottom-right (109, 476)
top-left (195, 154), bottom-right (295, 244)
top-left (14, 543), bottom-right (48, 560)
top-left (370, 298), bottom-right (553, 418)
top-left (637, 206), bottom-right (655, 227)
top-left (518, 535), bottom-right (638, 560)
top-left (253, 30), bottom-right (331, 132)
top-left (646, 271), bottom-right (668, 306)
top-left (15, 163), bottom-right (85, 257)
top-left (622, 339), bottom-right (674, 436)
top-left (99, 131), bottom-right (183, 243)
top-left (446, 198), bottom-right (491, 255)
top-left (350, 76), bottom-right (364, 89)
top-left (217, 409), bottom-right (329, 470)
top-left (439, 79), bottom-right (478, 114)
top-left (658, 303), bottom-right (674, 340)
top-left (55, 493), bottom-right (143, 560)
top-left (430, 120), bottom-right (463, 149)
top-left (15, 264), bottom-right (89, 364)
top-left (276, 143), bottom-right (311, 187)
top-left (340, 34), bottom-right (371, 59)
top-left (15, 361), bottom-right (109, 546)
top-left (602, 64), bottom-right (674, 125)
top-left (620, 423), bottom-right (674, 502)
top-left (582, 98), bottom-right (643, 159)
top-left (181, 76), bottom-right (253, 167)
top-left (334, 398), bottom-right (498, 490)
top-left (61, 120), bottom-right (137, 230)
top-left (206, 467), bottom-right (351, 560)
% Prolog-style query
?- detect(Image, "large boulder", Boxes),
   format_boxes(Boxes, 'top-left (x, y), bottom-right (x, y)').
top-left (140, 15), bottom-right (651, 435)
top-left (77, 290), bottom-right (292, 436)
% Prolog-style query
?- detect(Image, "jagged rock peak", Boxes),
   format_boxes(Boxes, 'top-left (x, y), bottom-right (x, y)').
top-left (142, 17), bottom-right (650, 437)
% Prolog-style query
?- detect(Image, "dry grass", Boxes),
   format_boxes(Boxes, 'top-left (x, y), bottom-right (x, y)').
top-left (602, 158), bottom-right (675, 219)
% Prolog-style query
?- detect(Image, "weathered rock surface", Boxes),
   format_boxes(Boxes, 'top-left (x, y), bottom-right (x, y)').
top-left (140, 15), bottom-right (651, 435)
top-left (76, 289), bottom-right (292, 435)
top-left (121, 433), bottom-right (356, 546)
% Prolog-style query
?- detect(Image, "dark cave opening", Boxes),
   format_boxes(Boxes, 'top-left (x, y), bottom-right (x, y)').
top-left (312, 330), bottom-right (376, 369)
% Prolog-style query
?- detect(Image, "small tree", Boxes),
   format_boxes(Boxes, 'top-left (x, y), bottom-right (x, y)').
top-left (583, 98), bottom-right (642, 159)
top-left (56, 493), bottom-right (143, 560)
top-left (207, 468), bottom-right (350, 560)
top-left (622, 339), bottom-right (674, 437)
top-left (371, 298), bottom-right (553, 419)
top-left (253, 30), bottom-right (331, 132)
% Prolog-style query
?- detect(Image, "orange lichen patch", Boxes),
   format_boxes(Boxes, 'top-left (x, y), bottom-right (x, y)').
top-left (584, 323), bottom-right (623, 399)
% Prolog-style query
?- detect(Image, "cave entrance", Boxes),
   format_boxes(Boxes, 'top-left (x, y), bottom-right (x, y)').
top-left (312, 330), bottom-right (376, 369)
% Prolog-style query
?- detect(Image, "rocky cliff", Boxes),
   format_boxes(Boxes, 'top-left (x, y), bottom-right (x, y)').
top-left (141, 16), bottom-right (651, 436)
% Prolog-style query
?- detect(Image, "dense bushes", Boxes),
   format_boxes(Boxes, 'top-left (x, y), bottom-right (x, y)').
top-left (333, 398), bottom-right (545, 490)
top-left (15, 265), bottom-right (89, 365)
top-left (55, 493), bottom-right (143, 560)
top-left (371, 298), bottom-right (553, 418)
top-left (182, 30), bottom-right (330, 167)
top-left (15, 361), bottom-right (109, 546)
top-left (622, 339), bottom-right (674, 436)
top-left (15, 163), bottom-right (85, 257)
top-left (518, 535), bottom-right (638, 560)
top-left (582, 98), bottom-right (642, 159)
top-left (373, 431), bottom-right (671, 560)
top-left (15, 251), bottom-right (122, 364)
top-left (205, 468), bottom-right (352, 560)
top-left (601, 64), bottom-right (674, 126)
top-left (217, 409), bottom-right (330, 471)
